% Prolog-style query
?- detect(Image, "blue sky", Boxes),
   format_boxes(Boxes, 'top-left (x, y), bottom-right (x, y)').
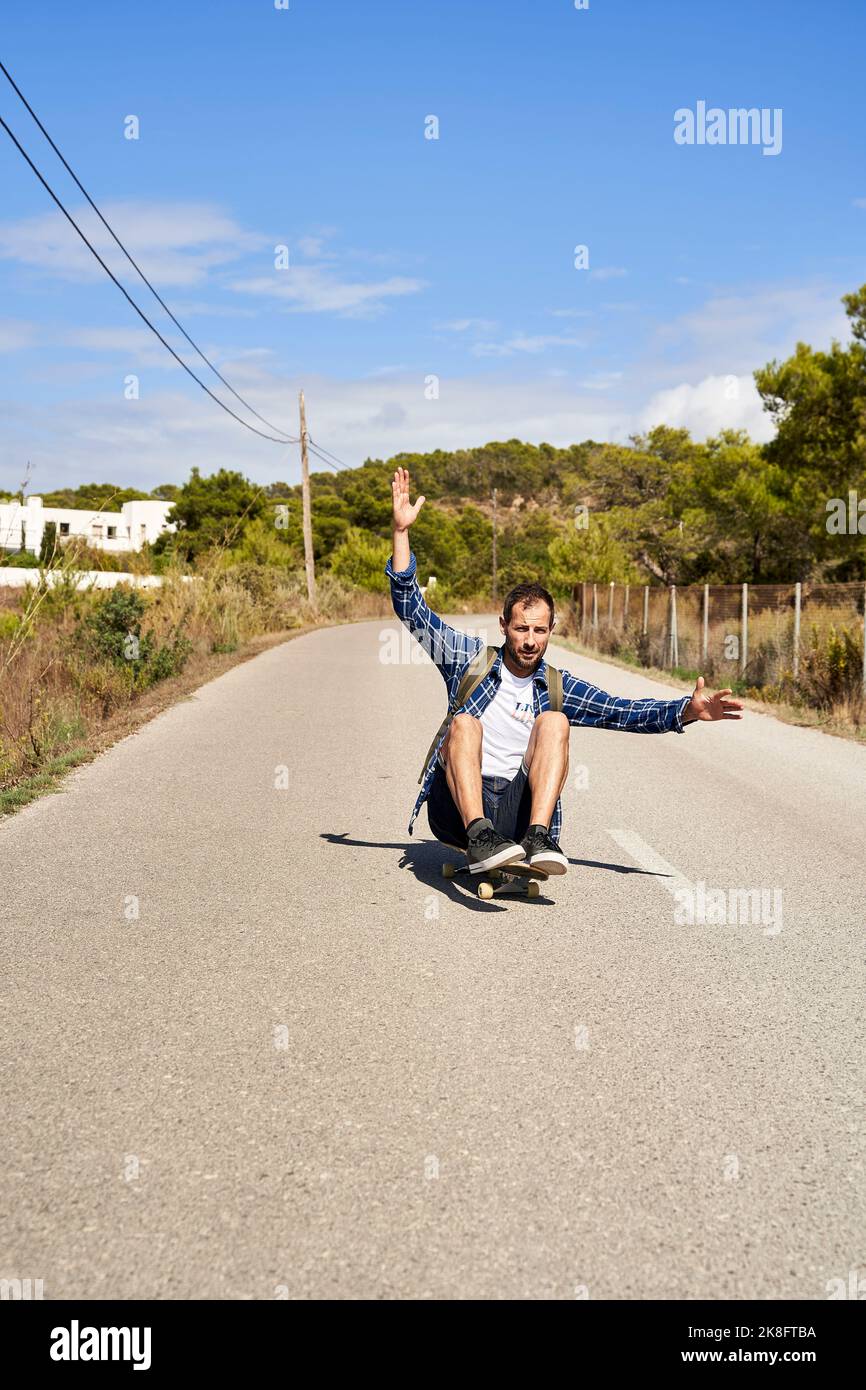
top-left (1, 0), bottom-right (864, 492)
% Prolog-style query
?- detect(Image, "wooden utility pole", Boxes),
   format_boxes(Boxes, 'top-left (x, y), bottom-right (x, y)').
top-left (740, 582), bottom-right (749, 676)
top-left (491, 486), bottom-right (498, 606)
top-left (702, 583), bottom-right (709, 664)
top-left (669, 585), bottom-right (679, 668)
top-left (298, 390), bottom-right (316, 606)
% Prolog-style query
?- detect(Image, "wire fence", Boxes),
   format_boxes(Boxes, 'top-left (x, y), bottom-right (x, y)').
top-left (572, 579), bottom-right (866, 698)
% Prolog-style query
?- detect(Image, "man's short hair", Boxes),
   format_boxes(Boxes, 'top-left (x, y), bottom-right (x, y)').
top-left (503, 581), bottom-right (555, 626)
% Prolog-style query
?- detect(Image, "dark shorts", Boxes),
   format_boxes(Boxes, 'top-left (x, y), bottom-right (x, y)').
top-left (426, 756), bottom-right (533, 849)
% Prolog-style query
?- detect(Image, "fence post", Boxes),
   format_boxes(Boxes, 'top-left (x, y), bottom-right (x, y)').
top-left (642, 585), bottom-right (649, 636)
top-left (624, 582), bottom-right (630, 628)
top-left (741, 582), bottom-right (748, 676)
top-left (793, 581), bottom-right (801, 680)
top-left (669, 585), bottom-right (679, 668)
top-left (702, 583), bottom-right (709, 665)
top-left (608, 581), bottom-right (615, 627)
top-left (592, 582), bottom-right (598, 631)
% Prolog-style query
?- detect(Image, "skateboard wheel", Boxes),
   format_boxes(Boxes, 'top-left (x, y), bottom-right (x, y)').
top-left (527, 880), bottom-right (540, 899)
top-left (442, 862), bottom-right (456, 879)
top-left (477, 880), bottom-right (494, 900)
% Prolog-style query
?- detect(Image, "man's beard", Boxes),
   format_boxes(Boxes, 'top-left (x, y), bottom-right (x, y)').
top-left (506, 636), bottom-right (545, 671)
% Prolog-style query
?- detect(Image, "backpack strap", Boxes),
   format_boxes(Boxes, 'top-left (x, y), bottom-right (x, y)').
top-left (417, 645), bottom-right (498, 785)
top-left (546, 662), bottom-right (564, 713)
top-left (417, 646), bottom-right (564, 785)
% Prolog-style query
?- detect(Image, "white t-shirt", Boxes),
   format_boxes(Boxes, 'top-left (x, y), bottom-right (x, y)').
top-left (479, 663), bottom-right (536, 778)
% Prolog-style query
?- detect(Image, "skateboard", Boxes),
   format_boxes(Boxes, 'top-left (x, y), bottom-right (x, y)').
top-left (440, 848), bottom-right (549, 901)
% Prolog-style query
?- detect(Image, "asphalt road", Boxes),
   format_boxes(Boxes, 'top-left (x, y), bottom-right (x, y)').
top-left (2, 613), bottom-right (864, 1300)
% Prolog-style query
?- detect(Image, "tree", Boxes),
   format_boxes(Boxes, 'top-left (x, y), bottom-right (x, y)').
top-left (40, 483), bottom-right (150, 510)
top-left (547, 514), bottom-right (638, 593)
top-left (311, 493), bottom-right (351, 558)
top-left (586, 427), bottom-right (697, 510)
top-left (39, 521), bottom-right (58, 566)
top-left (328, 527), bottom-right (392, 591)
top-left (156, 467), bottom-right (267, 560)
top-left (755, 283), bottom-right (866, 578)
top-left (667, 431), bottom-right (800, 582)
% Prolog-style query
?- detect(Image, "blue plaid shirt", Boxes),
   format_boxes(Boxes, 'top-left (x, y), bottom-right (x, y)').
top-left (386, 551), bottom-right (690, 840)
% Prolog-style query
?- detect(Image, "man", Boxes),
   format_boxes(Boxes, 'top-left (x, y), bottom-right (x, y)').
top-left (385, 467), bottom-right (743, 877)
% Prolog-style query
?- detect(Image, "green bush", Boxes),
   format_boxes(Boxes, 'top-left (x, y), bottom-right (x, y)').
top-left (226, 562), bottom-right (282, 605)
top-left (2, 550), bottom-right (40, 568)
top-left (83, 587), bottom-right (149, 664)
top-left (147, 635), bottom-right (192, 681)
top-left (329, 526), bottom-right (392, 592)
top-left (79, 586), bottom-right (190, 689)
top-left (795, 623), bottom-right (864, 710)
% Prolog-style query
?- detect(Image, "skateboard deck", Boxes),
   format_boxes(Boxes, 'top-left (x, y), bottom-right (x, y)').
top-left (440, 849), bottom-right (549, 901)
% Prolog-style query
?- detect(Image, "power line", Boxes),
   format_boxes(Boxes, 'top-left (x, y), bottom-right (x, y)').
top-left (308, 441), bottom-right (351, 474)
top-left (0, 59), bottom-right (297, 443)
top-left (309, 436), bottom-right (352, 472)
top-left (0, 110), bottom-right (296, 445)
top-left (308, 450), bottom-right (344, 475)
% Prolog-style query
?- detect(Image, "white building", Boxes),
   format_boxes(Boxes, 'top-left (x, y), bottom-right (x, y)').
top-left (0, 496), bottom-right (175, 557)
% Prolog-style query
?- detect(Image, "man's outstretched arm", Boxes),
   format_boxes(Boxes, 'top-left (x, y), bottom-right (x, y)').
top-left (386, 466), bottom-right (482, 680)
top-left (561, 668), bottom-right (743, 732)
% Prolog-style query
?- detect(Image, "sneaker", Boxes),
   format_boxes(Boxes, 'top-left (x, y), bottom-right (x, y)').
top-left (466, 825), bottom-right (526, 875)
top-left (521, 826), bottom-right (569, 875)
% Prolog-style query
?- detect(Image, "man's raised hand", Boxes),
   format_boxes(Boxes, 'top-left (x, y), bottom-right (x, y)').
top-left (391, 466), bottom-right (425, 532)
top-left (685, 676), bottom-right (744, 723)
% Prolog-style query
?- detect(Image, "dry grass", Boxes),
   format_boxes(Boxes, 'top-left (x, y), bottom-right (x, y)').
top-left (556, 623), bottom-right (866, 746)
top-left (0, 559), bottom-right (390, 815)
top-left (567, 585), bottom-right (866, 736)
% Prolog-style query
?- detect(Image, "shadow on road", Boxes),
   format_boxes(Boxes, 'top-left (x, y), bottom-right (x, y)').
top-left (320, 831), bottom-right (671, 913)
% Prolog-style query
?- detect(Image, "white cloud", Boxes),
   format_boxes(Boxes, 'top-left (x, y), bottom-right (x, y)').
top-left (472, 333), bottom-right (587, 358)
top-left (589, 266), bottom-right (627, 282)
top-left (296, 234), bottom-right (338, 258)
top-left (852, 198), bottom-right (866, 209)
top-left (0, 318), bottom-right (39, 352)
top-left (0, 197), bottom-right (423, 321)
top-left (652, 283), bottom-right (849, 378)
top-left (435, 317), bottom-right (498, 333)
top-left (579, 371), bottom-right (623, 392)
top-left (0, 201), bottom-right (265, 287)
top-left (164, 300), bottom-right (260, 319)
top-left (0, 368), bottom-right (635, 492)
top-left (9, 276), bottom-right (857, 493)
top-left (638, 374), bottom-right (774, 441)
top-left (62, 327), bottom-right (163, 354)
top-left (230, 266), bottom-right (426, 316)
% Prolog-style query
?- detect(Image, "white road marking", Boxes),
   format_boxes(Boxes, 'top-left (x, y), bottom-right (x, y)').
top-left (607, 829), bottom-right (693, 898)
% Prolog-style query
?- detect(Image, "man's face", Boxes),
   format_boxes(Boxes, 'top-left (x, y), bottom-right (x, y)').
top-left (500, 600), bottom-right (554, 673)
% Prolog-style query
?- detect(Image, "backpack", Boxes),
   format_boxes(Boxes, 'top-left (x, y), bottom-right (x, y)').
top-left (417, 645), bottom-right (564, 784)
